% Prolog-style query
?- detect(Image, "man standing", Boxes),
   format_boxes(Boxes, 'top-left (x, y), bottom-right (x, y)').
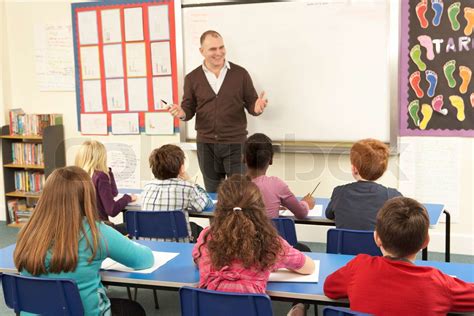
top-left (169, 30), bottom-right (267, 192)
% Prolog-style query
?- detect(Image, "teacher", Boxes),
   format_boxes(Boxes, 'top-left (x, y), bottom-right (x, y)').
top-left (169, 30), bottom-right (267, 192)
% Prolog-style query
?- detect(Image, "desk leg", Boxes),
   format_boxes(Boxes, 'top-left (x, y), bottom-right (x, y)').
top-left (422, 247), bottom-right (428, 260)
top-left (444, 210), bottom-right (451, 262)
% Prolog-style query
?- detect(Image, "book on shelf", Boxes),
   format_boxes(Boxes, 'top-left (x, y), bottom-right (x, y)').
top-left (11, 143), bottom-right (44, 165)
top-left (7, 199), bottom-right (18, 222)
top-left (14, 171), bottom-right (44, 193)
top-left (8, 108), bottom-right (63, 136)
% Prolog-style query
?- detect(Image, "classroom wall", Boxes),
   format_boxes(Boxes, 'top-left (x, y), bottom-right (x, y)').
top-left (0, 0), bottom-right (472, 255)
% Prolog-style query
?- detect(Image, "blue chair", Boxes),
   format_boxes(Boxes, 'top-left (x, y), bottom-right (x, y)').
top-left (272, 218), bottom-right (298, 246)
top-left (323, 306), bottom-right (371, 315)
top-left (326, 228), bottom-right (382, 256)
top-left (179, 286), bottom-right (273, 316)
top-left (125, 210), bottom-right (189, 241)
top-left (1, 273), bottom-right (84, 316)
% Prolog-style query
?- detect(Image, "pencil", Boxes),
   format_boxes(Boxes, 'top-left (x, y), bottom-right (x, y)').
top-left (310, 181), bottom-right (321, 196)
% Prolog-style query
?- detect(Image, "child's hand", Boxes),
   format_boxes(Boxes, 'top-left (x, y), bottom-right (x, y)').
top-left (302, 194), bottom-right (315, 209)
top-left (130, 194), bottom-right (137, 202)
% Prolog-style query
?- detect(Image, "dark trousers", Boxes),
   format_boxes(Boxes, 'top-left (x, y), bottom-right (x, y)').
top-left (110, 298), bottom-right (146, 316)
top-left (197, 143), bottom-right (246, 193)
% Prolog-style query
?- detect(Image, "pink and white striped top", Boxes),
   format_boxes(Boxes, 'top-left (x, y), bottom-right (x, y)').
top-left (192, 227), bottom-right (306, 293)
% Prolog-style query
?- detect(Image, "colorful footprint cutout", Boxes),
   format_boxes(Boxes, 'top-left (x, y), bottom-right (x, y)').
top-left (410, 71), bottom-right (424, 98)
top-left (443, 60), bottom-right (456, 88)
top-left (448, 2), bottom-right (461, 31)
top-left (410, 45), bottom-right (426, 71)
top-left (416, 0), bottom-right (429, 28)
top-left (464, 7), bottom-right (474, 36)
top-left (408, 100), bottom-right (421, 126)
top-left (449, 95), bottom-right (465, 121)
top-left (420, 104), bottom-right (433, 130)
top-left (471, 93), bottom-right (474, 107)
top-left (459, 66), bottom-right (472, 94)
top-left (417, 35), bottom-right (434, 60)
top-left (426, 70), bottom-right (438, 97)
top-left (432, 95), bottom-right (448, 115)
top-left (432, 0), bottom-right (444, 26)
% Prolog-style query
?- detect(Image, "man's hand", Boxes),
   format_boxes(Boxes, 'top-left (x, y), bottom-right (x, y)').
top-left (254, 91), bottom-right (268, 114)
top-left (168, 104), bottom-right (185, 119)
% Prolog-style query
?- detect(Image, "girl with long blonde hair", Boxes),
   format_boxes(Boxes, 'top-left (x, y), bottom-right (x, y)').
top-left (192, 174), bottom-right (315, 295)
top-left (75, 140), bottom-right (135, 233)
top-left (14, 166), bottom-right (153, 315)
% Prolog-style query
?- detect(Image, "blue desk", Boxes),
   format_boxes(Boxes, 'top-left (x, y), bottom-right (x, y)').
top-left (120, 189), bottom-right (450, 262)
top-left (0, 241), bottom-right (470, 305)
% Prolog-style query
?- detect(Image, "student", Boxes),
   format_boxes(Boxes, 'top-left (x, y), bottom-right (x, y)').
top-left (325, 138), bottom-right (401, 230)
top-left (193, 174), bottom-right (315, 315)
top-left (245, 133), bottom-right (315, 219)
top-left (75, 140), bottom-right (136, 234)
top-left (141, 144), bottom-right (213, 242)
top-left (14, 166), bottom-right (154, 315)
top-left (324, 197), bottom-right (474, 315)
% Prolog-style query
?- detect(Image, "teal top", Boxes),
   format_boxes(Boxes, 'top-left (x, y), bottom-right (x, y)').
top-left (21, 220), bottom-right (154, 316)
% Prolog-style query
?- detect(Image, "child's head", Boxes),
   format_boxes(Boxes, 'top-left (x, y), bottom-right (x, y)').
top-left (375, 196), bottom-right (429, 258)
top-left (196, 174), bottom-right (282, 270)
top-left (75, 140), bottom-right (108, 176)
top-left (149, 144), bottom-right (185, 180)
top-left (14, 166), bottom-right (100, 275)
top-left (350, 139), bottom-right (389, 181)
top-left (244, 133), bottom-right (273, 170)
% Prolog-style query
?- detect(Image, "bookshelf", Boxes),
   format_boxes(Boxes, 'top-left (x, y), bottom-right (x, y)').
top-left (1, 125), bottom-right (65, 227)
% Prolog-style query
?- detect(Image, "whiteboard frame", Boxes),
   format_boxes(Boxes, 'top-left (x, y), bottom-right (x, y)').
top-left (178, 0), bottom-right (400, 154)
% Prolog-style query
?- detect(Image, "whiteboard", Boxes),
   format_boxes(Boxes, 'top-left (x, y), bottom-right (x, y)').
top-left (182, 0), bottom-right (392, 143)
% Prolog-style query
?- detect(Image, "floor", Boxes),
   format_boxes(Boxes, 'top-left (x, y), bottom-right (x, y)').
top-left (0, 222), bottom-right (472, 315)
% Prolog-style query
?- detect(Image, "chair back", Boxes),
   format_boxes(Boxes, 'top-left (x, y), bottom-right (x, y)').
top-left (1, 273), bottom-right (84, 316)
top-left (326, 228), bottom-right (382, 256)
top-left (126, 210), bottom-right (189, 241)
top-left (323, 306), bottom-right (371, 315)
top-left (179, 286), bottom-right (273, 316)
top-left (272, 218), bottom-right (298, 246)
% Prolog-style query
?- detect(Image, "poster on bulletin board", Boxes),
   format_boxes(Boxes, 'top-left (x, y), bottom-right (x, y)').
top-left (71, 0), bottom-right (179, 135)
top-left (400, 0), bottom-right (474, 136)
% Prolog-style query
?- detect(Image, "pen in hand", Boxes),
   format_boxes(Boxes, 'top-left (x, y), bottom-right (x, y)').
top-left (310, 181), bottom-right (321, 197)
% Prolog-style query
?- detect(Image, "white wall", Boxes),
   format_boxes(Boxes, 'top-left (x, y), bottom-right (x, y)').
top-left (0, 1), bottom-right (472, 255)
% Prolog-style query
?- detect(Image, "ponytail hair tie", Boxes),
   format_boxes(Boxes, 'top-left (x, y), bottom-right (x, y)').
top-left (233, 207), bottom-right (242, 212)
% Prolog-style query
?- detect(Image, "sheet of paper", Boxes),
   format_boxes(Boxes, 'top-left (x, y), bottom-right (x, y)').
top-left (106, 79), bottom-right (126, 111)
top-left (101, 251), bottom-right (178, 274)
top-left (152, 76), bottom-right (173, 109)
top-left (116, 193), bottom-right (141, 206)
top-left (80, 113), bottom-right (108, 135)
top-left (148, 5), bottom-right (170, 40)
top-left (77, 11), bottom-right (98, 45)
top-left (101, 9), bottom-right (122, 43)
top-left (145, 112), bottom-right (174, 135)
top-left (269, 260), bottom-right (320, 283)
top-left (279, 204), bottom-right (323, 217)
top-left (126, 43), bottom-right (147, 77)
top-left (103, 44), bottom-right (124, 78)
top-left (80, 46), bottom-right (101, 79)
top-left (82, 80), bottom-right (103, 112)
top-left (127, 78), bottom-right (149, 111)
top-left (398, 137), bottom-right (461, 222)
top-left (124, 7), bottom-right (144, 41)
top-left (105, 140), bottom-right (141, 189)
top-left (34, 24), bottom-right (74, 91)
top-left (111, 113), bottom-right (140, 135)
top-left (151, 42), bottom-right (172, 75)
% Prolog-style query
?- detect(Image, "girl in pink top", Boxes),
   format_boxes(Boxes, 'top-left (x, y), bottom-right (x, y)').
top-left (244, 133), bottom-right (315, 219)
top-left (192, 174), bottom-right (315, 295)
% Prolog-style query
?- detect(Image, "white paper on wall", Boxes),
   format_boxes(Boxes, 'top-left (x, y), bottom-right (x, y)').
top-left (124, 7), bottom-right (144, 41)
top-left (80, 113), bottom-right (108, 135)
top-left (105, 139), bottom-right (141, 189)
top-left (103, 44), bottom-right (124, 78)
top-left (111, 113), bottom-right (140, 135)
top-left (77, 11), bottom-right (98, 45)
top-left (127, 78), bottom-right (149, 111)
top-left (152, 76), bottom-right (173, 109)
top-left (149, 5), bottom-right (170, 40)
top-left (145, 112), bottom-right (174, 135)
top-left (82, 80), bottom-right (103, 112)
top-left (80, 46), bottom-right (101, 79)
top-left (151, 41), bottom-right (172, 75)
top-left (106, 79), bottom-right (126, 111)
top-left (101, 9), bottom-right (122, 43)
top-left (126, 43), bottom-right (147, 77)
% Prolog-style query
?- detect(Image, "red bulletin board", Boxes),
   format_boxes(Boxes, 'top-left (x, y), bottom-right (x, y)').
top-left (72, 0), bottom-right (179, 135)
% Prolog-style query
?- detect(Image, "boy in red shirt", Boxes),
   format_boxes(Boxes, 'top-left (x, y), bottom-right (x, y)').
top-left (324, 197), bottom-right (474, 315)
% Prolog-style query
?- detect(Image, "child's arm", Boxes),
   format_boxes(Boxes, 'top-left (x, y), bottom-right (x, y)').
top-left (100, 223), bottom-right (154, 270)
top-left (444, 273), bottom-right (474, 312)
top-left (325, 186), bottom-right (343, 219)
top-left (189, 184), bottom-right (214, 212)
top-left (278, 179), bottom-right (311, 219)
top-left (275, 238), bottom-right (315, 274)
top-left (292, 256), bottom-right (315, 275)
top-left (323, 258), bottom-right (355, 299)
top-left (108, 168), bottom-right (119, 197)
top-left (96, 172), bottom-right (131, 218)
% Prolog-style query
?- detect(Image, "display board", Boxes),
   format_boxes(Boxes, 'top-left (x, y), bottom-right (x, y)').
top-left (182, 0), bottom-right (395, 144)
top-left (71, 0), bottom-right (180, 135)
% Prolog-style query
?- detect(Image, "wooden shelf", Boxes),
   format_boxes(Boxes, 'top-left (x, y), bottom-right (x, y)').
top-left (4, 163), bottom-right (44, 169)
top-left (0, 134), bottom-right (42, 140)
top-left (5, 191), bottom-right (41, 198)
top-left (7, 222), bottom-right (26, 228)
